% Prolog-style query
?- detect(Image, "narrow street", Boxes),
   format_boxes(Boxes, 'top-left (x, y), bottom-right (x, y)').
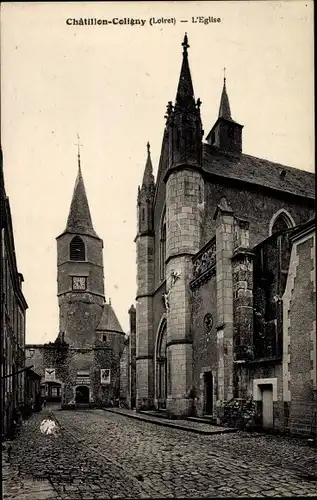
top-left (2, 407), bottom-right (317, 499)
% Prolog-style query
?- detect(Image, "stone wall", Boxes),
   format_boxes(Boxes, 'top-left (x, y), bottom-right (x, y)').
top-left (129, 306), bottom-right (137, 408)
top-left (190, 239), bottom-right (217, 417)
top-left (136, 227), bottom-right (155, 409)
top-left (26, 339), bottom-right (120, 406)
top-left (283, 224), bottom-right (316, 436)
top-left (120, 340), bottom-right (130, 402)
top-left (165, 168), bottom-right (204, 416)
top-left (57, 233), bottom-right (104, 299)
top-left (201, 180), bottom-right (314, 249)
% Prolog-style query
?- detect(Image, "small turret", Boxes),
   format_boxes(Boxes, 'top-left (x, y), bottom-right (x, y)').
top-left (128, 304), bottom-right (136, 334)
top-left (206, 71), bottom-right (243, 155)
top-left (137, 142), bottom-right (155, 235)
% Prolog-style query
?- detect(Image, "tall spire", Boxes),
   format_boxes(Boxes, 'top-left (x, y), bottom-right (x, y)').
top-left (65, 141), bottom-right (98, 238)
top-left (175, 33), bottom-right (195, 110)
top-left (164, 34), bottom-right (203, 170)
top-left (218, 69), bottom-right (232, 120)
top-left (137, 142), bottom-right (155, 234)
top-left (142, 141), bottom-right (155, 188)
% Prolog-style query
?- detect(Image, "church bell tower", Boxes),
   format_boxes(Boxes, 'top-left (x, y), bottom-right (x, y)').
top-left (56, 145), bottom-right (105, 348)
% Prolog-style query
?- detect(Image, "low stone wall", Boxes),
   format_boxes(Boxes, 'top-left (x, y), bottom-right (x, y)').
top-left (289, 400), bottom-right (317, 437)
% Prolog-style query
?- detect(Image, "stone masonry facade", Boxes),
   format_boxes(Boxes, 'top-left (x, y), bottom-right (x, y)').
top-left (128, 35), bottom-right (316, 435)
top-left (26, 158), bottom-right (125, 407)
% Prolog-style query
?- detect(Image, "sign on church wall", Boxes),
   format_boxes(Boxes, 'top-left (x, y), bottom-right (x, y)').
top-left (45, 368), bottom-right (56, 382)
top-left (76, 370), bottom-right (90, 386)
top-left (101, 369), bottom-right (110, 384)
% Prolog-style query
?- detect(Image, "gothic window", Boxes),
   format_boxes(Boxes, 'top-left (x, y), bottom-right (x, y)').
top-left (160, 208), bottom-right (167, 281)
top-left (269, 209), bottom-right (295, 236)
top-left (272, 216), bottom-right (289, 234)
top-left (69, 236), bottom-right (85, 261)
top-left (141, 208), bottom-right (145, 223)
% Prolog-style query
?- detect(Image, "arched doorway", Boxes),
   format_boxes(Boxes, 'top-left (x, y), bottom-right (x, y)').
top-left (156, 320), bottom-right (167, 410)
top-left (75, 386), bottom-right (90, 403)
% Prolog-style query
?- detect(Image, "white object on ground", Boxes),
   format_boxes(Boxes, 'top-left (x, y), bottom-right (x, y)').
top-left (40, 418), bottom-right (59, 436)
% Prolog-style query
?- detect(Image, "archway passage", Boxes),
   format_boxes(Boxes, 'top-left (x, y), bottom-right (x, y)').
top-left (156, 322), bottom-right (167, 410)
top-left (46, 382), bottom-right (62, 402)
top-left (75, 385), bottom-right (90, 403)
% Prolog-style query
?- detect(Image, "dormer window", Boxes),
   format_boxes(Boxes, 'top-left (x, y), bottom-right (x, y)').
top-left (70, 236), bottom-right (85, 261)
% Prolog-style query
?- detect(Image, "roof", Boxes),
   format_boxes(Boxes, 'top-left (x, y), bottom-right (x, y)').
top-left (25, 366), bottom-right (42, 379)
top-left (202, 143), bottom-right (315, 200)
top-left (62, 164), bottom-right (99, 238)
top-left (289, 216), bottom-right (316, 242)
top-left (139, 143), bottom-right (155, 201)
top-left (142, 143), bottom-right (155, 187)
top-left (96, 302), bottom-right (124, 334)
top-left (218, 78), bottom-right (232, 120)
top-left (175, 34), bottom-right (196, 110)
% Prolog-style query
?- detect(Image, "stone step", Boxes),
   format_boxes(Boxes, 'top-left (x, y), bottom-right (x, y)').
top-left (139, 410), bottom-right (169, 419)
top-left (105, 408), bottom-right (238, 435)
top-left (187, 415), bottom-right (217, 425)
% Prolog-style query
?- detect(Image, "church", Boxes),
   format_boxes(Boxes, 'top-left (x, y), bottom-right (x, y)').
top-left (132, 34), bottom-right (316, 435)
top-left (26, 151), bottom-right (125, 407)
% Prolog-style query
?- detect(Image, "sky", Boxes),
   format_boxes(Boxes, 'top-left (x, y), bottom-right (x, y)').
top-left (1, 1), bottom-right (314, 344)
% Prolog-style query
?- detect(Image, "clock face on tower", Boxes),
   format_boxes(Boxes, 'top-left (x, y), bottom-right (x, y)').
top-left (72, 277), bottom-right (87, 290)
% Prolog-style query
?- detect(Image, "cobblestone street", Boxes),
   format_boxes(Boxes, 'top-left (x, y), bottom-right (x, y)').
top-left (2, 408), bottom-right (317, 499)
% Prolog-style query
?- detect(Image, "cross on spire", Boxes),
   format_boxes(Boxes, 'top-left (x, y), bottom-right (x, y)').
top-left (75, 133), bottom-right (83, 171)
top-left (147, 141), bottom-right (150, 154)
top-left (223, 66), bottom-right (226, 83)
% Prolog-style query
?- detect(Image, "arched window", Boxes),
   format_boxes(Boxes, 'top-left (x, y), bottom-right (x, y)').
top-left (269, 209), bottom-right (295, 236)
top-left (160, 208), bottom-right (166, 281)
top-left (69, 236), bottom-right (85, 261)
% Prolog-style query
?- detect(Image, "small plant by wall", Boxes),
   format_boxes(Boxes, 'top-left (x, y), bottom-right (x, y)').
top-left (222, 397), bottom-right (262, 430)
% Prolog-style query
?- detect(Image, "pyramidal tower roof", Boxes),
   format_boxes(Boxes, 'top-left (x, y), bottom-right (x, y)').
top-left (63, 146), bottom-right (99, 238)
top-left (96, 300), bottom-right (124, 333)
top-left (142, 142), bottom-right (155, 187)
top-left (175, 33), bottom-right (196, 110)
top-left (218, 75), bottom-right (232, 120)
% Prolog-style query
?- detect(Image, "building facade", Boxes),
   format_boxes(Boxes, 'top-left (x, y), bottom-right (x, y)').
top-left (133, 35), bottom-right (316, 435)
top-left (282, 218), bottom-right (316, 436)
top-left (119, 305), bottom-right (136, 408)
top-left (1, 145), bottom-right (28, 439)
top-left (26, 153), bottom-right (125, 407)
